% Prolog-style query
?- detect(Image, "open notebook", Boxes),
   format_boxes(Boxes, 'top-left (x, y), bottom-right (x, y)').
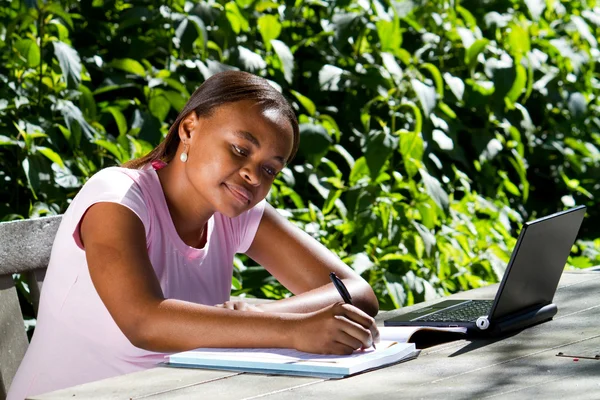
top-left (165, 326), bottom-right (464, 378)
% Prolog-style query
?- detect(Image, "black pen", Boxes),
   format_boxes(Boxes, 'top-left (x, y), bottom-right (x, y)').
top-left (329, 272), bottom-right (376, 349)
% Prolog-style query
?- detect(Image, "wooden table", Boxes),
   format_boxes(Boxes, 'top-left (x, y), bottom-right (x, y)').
top-left (31, 270), bottom-right (600, 400)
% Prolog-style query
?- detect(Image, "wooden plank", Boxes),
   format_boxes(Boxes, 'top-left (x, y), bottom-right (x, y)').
top-left (28, 368), bottom-right (241, 399)
top-left (0, 275), bottom-right (29, 399)
top-left (134, 373), bottom-right (323, 400)
top-left (0, 216), bottom-right (61, 275)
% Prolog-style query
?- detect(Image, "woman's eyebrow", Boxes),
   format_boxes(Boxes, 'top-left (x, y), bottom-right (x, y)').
top-left (234, 130), bottom-right (260, 147)
top-left (234, 130), bottom-right (286, 165)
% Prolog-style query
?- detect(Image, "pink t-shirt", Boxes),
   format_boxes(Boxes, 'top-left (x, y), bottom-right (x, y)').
top-left (7, 166), bottom-right (265, 399)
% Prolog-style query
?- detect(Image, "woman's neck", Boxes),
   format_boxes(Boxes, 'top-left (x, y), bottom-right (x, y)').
top-left (155, 162), bottom-right (212, 248)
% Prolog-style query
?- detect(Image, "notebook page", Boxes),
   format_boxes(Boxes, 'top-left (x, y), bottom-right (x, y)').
top-left (173, 341), bottom-right (401, 365)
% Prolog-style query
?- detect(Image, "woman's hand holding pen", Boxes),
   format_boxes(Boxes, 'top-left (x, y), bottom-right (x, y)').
top-left (290, 302), bottom-right (380, 355)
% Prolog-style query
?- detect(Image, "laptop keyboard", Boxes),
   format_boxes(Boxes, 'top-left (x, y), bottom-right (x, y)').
top-left (415, 300), bottom-right (494, 322)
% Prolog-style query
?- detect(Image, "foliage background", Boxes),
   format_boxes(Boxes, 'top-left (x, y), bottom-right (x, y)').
top-left (1, 0), bottom-right (599, 327)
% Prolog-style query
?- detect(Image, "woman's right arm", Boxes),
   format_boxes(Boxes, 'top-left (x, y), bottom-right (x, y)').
top-left (80, 202), bottom-right (376, 355)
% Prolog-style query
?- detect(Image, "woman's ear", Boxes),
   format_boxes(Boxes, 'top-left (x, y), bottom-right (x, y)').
top-left (178, 112), bottom-right (199, 143)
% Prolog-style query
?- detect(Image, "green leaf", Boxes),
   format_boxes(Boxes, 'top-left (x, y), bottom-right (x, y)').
top-left (103, 106), bottom-right (127, 136)
top-left (0, 135), bottom-right (18, 145)
top-left (465, 39), bottom-right (489, 71)
top-left (290, 90), bottom-right (316, 116)
top-left (419, 169), bottom-right (449, 211)
top-left (52, 41), bottom-right (82, 88)
top-left (351, 252), bottom-right (375, 275)
top-left (163, 90), bottom-right (187, 112)
top-left (46, 3), bottom-right (74, 29)
top-left (271, 39), bottom-right (294, 84)
top-left (131, 109), bottom-right (162, 143)
top-left (258, 15), bottom-right (281, 49)
top-left (411, 79), bottom-right (436, 117)
top-left (319, 65), bottom-right (345, 91)
top-left (365, 130), bottom-right (397, 178)
top-left (381, 52), bottom-right (403, 86)
top-left (399, 131), bottom-right (424, 178)
top-left (412, 221), bottom-right (436, 257)
top-left (225, 2), bottom-right (249, 34)
top-left (110, 58), bottom-right (146, 76)
top-left (298, 123), bottom-right (332, 166)
top-left (571, 16), bottom-right (597, 48)
top-left (22, 156), bottom-right (48, 200)
top-left (349, 157), bottom-right (370, 186)
top-left (376, 18), bottom-right (402, 52)
top-left (94, 139), bottom-right (128, 163)
top-left (79, 84), bottom-right (97, 120)
top-left (421, 63), bottom-right (444, 97)
top-left (15, 39), bottom-right (40, 68)
top-left (505, 64), bottom-right (527, 105)
top-left (507, 24), bottom-right (530, 60)
top-left (37, 146), bottom-right (65, 168)
top-left (236, 46), bottom-right (267, 72)
top-left (52, 99), bottom-right (96, 142)
top-left (148, 90), bottom-right (171, 121)
top-left (568, 92), bottom-right (587, 119)
top-left (187, 15), bottom-right (208, 50)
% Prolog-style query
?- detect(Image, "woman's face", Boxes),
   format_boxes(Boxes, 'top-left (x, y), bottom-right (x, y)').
top-left (183, 100), bottom-right (294, 218)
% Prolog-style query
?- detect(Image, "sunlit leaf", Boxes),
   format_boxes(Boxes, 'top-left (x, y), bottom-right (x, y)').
top-left (258, 14), bottom-right (281, 49)
top-left (36, 146), bottom-right (65, 168)
top-left (381, 52), bottom-right (403, 86)
top-left (236, 46), bottom-right (267, 72)
top-left (319, 65), bottom-right (346, 91)
top-left (505, 64), bottom-right (527, 105)
top-left (52, 41), bottom-right (82, 88)
top-left (465, 39), bottom-right (489, 71)
top-left (411, 79), bottom-right (436, 117)
top-left (290, 90), bottom-right (316, 116)
top-left (376, 18), bottom-right (402, 52)
top-left (110, 58), bottom-right (146, 76)
top-left (419, 169), bottom-right (449, 212)
top-left (400, 131), bottom-right (424, 178)
top-left (225, 2), bottom-right (249, 34)
top-left (271, 39), bottom-right (294, 84)
top-left (507, 24), bottom-right (530, 60)
top-left (15, 39), bottom-right (40, 68)
top-left (571, 16), bottom-right (597, 48)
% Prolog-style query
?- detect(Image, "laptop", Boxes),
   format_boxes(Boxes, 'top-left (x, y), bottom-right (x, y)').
top-left (384, 205), bottom-right (586, 336)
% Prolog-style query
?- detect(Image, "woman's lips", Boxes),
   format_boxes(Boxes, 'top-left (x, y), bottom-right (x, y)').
top-left (224, 183), bottom-right (253, 205)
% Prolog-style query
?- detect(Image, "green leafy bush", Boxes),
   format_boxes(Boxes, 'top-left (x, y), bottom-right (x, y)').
top-left (2, 0), bottom-right (599, 316)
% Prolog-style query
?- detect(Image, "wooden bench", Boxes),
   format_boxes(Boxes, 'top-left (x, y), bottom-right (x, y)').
top-left (0, 216), bottom-right (62, 399)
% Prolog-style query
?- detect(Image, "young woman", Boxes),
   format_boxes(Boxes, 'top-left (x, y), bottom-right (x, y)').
top-left (8, 71), bottom-right (379, 399)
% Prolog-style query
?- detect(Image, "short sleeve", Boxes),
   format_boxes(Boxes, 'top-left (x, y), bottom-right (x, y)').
top-left (234, 199), bottom-right (266, 254)
top-left (69, 167), bottom-right (150, 249)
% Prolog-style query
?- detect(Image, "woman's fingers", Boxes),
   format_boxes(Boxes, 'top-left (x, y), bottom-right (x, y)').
top-left (336, 303), bottom-right (379, 346)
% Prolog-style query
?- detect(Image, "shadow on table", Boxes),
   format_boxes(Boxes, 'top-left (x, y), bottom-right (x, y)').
top-left (446, 330), bottom-right (523, 357)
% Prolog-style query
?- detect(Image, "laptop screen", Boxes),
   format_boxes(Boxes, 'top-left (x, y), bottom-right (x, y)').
top-left (488, 206), bottom-right (586, 321)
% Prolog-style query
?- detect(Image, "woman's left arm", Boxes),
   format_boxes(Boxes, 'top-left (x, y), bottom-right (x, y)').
top-left (243, 204), bottom-right (379, 317)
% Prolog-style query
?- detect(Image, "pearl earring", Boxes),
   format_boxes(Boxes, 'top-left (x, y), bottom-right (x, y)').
top-left (180, 143), bottom-right (189, 163)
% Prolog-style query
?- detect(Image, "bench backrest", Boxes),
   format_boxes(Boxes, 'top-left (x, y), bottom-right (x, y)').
top-left (0, 215), bottom-right (62, 399)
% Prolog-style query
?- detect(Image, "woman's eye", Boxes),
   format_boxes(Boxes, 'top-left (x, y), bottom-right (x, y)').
top-left (263, 166), bottom-right (277, 177)
top-left (233, 145), bottom-right (248, 156)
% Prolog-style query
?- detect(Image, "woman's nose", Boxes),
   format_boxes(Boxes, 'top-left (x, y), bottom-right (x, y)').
top-left (240, 165), bottom-right (261, 186)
